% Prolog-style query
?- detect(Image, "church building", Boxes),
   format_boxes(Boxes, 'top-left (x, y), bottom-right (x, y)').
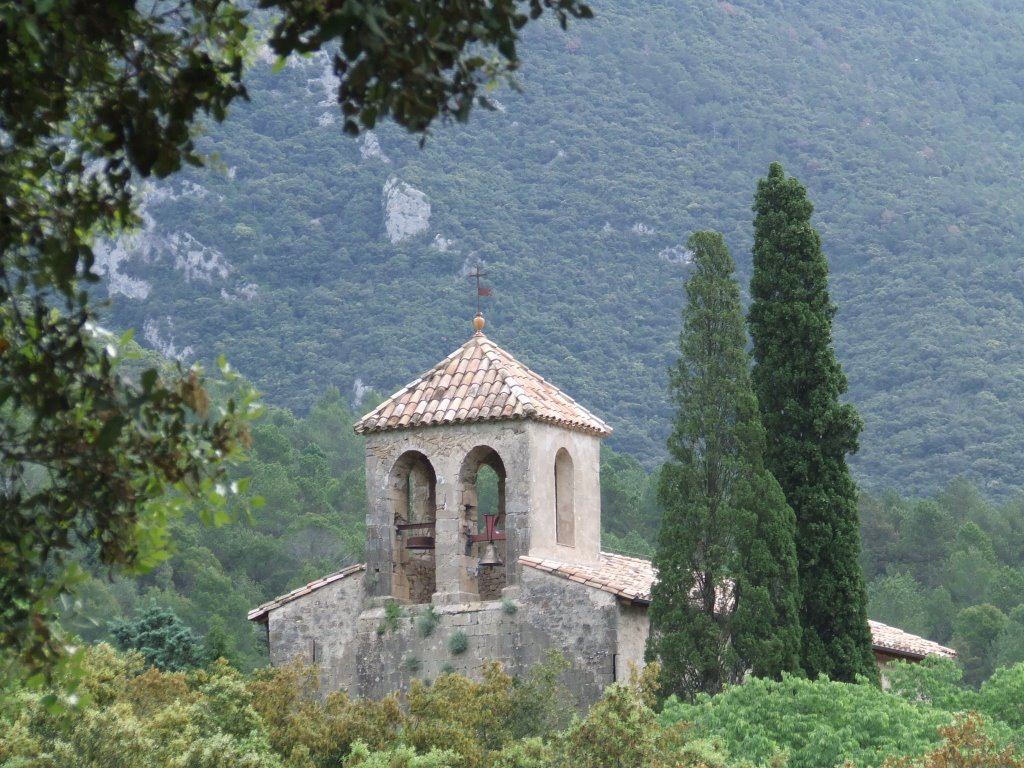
top-left (249, 316), bottom-right (953, 705)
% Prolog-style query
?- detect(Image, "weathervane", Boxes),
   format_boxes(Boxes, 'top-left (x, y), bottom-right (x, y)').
top-left (468, 264), bottom-right (492, 333)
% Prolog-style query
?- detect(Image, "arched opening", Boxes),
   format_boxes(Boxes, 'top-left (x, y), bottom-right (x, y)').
top-left (459, 446), bottom-right (507, 601)
top-left (555, 448), bottom-right (575, 547)
top-left (389, 451), bottom-right (437, 603)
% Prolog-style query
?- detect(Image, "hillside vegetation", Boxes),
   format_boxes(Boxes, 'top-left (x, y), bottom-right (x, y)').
top-left (99, 0), bottom-right (1024, 499)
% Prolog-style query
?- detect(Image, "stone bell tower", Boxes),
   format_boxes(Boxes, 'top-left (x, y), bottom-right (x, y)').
top-left (354, 313), bottom-right (612, 608)
top-left (252, 315), bottom-right (662, 706)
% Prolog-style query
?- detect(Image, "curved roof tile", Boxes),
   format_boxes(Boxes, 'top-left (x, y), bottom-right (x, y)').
top-left (354, 332), bottom-right (612, 437)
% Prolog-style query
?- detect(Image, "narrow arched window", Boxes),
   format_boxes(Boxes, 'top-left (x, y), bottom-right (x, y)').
top-left (554, 448), bottom-right (575, 546)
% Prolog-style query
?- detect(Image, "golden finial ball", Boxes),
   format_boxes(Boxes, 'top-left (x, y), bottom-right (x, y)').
top-left (473, 313), bottom-right (486, 333)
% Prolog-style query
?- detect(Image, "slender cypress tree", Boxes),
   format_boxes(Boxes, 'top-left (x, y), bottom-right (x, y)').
top-left (647, 230), bottom-right (801, 701)
top-left (747, 162), bottom-right (878, 683)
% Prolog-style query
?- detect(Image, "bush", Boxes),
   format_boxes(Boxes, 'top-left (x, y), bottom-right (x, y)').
top-left (660, 674), bottom-right (953, 768)
top-left (342, 740), bottom-right (461, 767)
top-left (377, 601), bottom-right (406, 636)
top-left (557, 683), bottom-right (686, 768)
top-left (884, 714), bottom-right (1024, 768)
top-left (448, 631), bottom-right (468, 656)
top-left (248, 662), bottom-right (402, 768)
top-left (416, 608), bottom-right (440, 638)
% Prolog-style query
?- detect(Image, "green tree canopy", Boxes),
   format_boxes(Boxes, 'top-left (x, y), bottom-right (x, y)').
top-left (953, 604), bottom-right (1008, 687)
top-left (109, 604), bottom-right (207, 672)
top-left (646, 230), bottom-right (800, 701)
top-left (263, 0), bottom-right (593, 135)
top-left (748, 162), bottom-right (877, 683)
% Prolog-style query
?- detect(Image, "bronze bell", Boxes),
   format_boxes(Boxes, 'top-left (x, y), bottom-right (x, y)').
top-left (478, 541), bottom-right (503, 567)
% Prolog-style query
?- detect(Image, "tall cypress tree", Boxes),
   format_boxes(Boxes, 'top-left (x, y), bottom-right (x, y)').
top-left (647, 231), bottom-right (801, 701)
top-left (747, 163), bottom-right (878, 683)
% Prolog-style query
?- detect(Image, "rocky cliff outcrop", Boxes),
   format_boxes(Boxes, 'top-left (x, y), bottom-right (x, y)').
top-left (382, 177), bottom-right (431, 243)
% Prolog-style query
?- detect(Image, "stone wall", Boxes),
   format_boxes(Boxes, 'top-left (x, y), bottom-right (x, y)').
top-left (262, 565), bottom-right (640, 708)
top-left (524, 422), bottom-right (602, 565)
top-left (350, 569), bottom-right (626, 706)
top-left (405, 554), bottom-right (435, 605)
top-left (517, 565), bottom-right (620, 704)
top-left (354, 598), bottom-right (523, 700)
top-left (614, 602), bottom-right (650, 682)
top-left (266, 569), bottom-right (364, 695)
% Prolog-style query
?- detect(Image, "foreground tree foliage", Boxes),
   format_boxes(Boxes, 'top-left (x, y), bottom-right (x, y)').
top-left (748, 162), bottom-right (877, 684)
top-left (662, 658), bottom-right (1024, 768)
top-left (647, 230), bottom-right (801, 701)
top-left (0, 0), bottom-right (590, 680)
top-left (262, 0), bottom-right (593, 136)
top-left (3, 645), bottom-right (1024, 768)
top-left (0, 317), bottom-right (258, 681)
top-left (885, 714), bottom-right (1024, 768)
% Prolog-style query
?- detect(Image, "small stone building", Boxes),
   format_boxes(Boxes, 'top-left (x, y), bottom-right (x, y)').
top-left (249, 319), bottom-right (953, 705)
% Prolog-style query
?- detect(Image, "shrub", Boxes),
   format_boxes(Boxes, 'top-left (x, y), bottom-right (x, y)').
top-left (342, 740), bottom-right (461, 767)
top-left (417, 608), bottom-right (440, 638)
top-left (377, 601), bottom-right (406, 636)
top-left (884, 714), bottom-right (1024, 768)
top-left (557, 683), bottom-right (679, 768)
top-left (448, 631), bottom-right (468, 656)
top-left (248, 662), bottom-right (402, 768)
top-left (660, 674), bottom-right (952, 768)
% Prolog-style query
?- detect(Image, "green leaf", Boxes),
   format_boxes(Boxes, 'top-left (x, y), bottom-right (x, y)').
top-left (141, 368), bottom-right (158, 393)
top-left (40, 693), bottom-right (63, 714)
top-left (94, 416), bottom-right (125, 449)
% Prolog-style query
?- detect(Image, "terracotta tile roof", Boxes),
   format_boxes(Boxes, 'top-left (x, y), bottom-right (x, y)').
top-left (519, 553), bottom-right (734, 612)
top-left (520, 552), bottom-right (655, 602)
top-left (247, 564), bottom-right (365, 623)
top-left (354, 332), bottom-right (612, 437)
top-left (869, 620), bottom-right (957, 660)
top-left (520, 554), bottom-right (956, 660)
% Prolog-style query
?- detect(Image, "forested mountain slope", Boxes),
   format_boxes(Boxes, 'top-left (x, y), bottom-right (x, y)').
top-left (99, 0), bottom-right (1024, 498)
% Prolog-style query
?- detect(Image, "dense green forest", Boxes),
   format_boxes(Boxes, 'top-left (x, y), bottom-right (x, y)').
top-left (859, 479), bottom-right (1024, 685)
top-left (98, 0), bottom-right (1024, 500)
top-left (5, 647), bottom-right (1024, 768)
